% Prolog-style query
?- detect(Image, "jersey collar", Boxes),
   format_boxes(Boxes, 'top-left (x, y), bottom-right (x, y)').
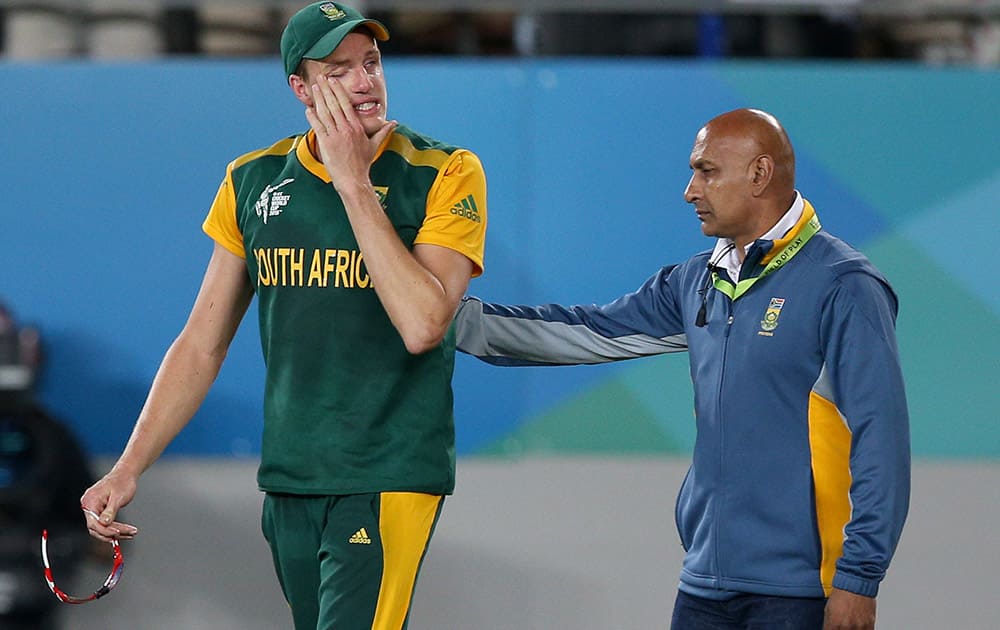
top-left (297, 129), bottom-right (393, 184)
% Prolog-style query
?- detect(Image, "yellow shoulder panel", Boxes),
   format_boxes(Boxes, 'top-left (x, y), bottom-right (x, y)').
top-left (231, 136), bottom-right (300, 171)
top-left (383, 133), bottom-right (451, 170)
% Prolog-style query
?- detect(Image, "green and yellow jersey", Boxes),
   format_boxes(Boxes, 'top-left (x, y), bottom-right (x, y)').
top-left (203, 125), bottom-right (487, 496)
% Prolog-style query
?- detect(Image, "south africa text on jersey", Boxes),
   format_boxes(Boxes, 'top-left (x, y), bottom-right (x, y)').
top-left (254, 247), bottom-right (372, 289)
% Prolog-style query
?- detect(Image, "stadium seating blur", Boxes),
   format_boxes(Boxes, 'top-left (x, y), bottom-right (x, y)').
top-left (0, 1), bottom-right (998, 64)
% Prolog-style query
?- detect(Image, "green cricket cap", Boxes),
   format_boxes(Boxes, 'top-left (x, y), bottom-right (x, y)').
top-left (281, 2), bottom-right (389, 78)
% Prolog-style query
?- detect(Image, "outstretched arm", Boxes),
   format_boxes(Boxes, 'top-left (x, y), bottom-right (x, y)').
top-left (81, 243), bottom-right (253, 541)
top-left (455, 265), bottom-right (688, 366)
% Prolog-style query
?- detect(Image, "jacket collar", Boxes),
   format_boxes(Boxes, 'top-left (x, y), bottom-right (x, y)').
top-left (709, 192), bottom-right (814, 281)
top-left (760, 196), bottom-right (816, 265)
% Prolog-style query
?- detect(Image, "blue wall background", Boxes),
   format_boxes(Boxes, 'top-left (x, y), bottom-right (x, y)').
top-left (2, 59), bottom-right (998, 459)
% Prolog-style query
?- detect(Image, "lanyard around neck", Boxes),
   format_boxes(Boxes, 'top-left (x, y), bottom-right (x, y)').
top-left (712, 214), bottom-right (821, 301)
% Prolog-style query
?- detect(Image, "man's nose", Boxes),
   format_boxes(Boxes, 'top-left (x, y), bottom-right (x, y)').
top-left (684, 175), bottom-right (699, 203)
top-left (345, 66), bottom-right (373, 92)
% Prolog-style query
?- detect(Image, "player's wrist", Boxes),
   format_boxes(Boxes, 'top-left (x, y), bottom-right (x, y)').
top-left (108, 458), bottom-right (143, 483)
top-left (337, 182), bottom-right (387, 218)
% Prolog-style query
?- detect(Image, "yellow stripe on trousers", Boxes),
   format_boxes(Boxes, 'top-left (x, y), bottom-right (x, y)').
top-left (371, 492), bottom-right (443, 630)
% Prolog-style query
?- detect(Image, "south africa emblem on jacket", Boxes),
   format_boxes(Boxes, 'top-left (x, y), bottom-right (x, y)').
top-left (758, 297), bottom-right (785, 336)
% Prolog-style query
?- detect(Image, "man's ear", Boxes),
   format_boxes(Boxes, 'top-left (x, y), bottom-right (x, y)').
top-left (750, 154), bottom-right (774, 197)
top-left (289, 73), bottom-right (313, 106)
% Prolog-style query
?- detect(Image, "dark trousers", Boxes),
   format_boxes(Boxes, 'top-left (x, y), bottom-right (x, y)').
top-left (671, 590), bottom-right (827, 630)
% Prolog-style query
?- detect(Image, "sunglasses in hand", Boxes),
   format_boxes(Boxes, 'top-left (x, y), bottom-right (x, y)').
top-left (41, 509), bottom-right (125, 604)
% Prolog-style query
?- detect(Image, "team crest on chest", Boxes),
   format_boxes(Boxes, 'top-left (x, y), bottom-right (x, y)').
top-left (758, 297), bottom-right (785, 337)
top-left (373, 186), bottom-right (389, 210)
top-left (255, 178), bottom-right (294, 224)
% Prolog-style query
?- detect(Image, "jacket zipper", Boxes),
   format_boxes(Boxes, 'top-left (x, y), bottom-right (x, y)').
top-left (712, 295), bottom-right (736, 586)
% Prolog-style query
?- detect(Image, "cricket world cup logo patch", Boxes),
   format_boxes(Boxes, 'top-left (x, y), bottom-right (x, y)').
top-left (759, 297), bottom-right (785, 336)
top-left (254, 178), bottom-right (294, 224)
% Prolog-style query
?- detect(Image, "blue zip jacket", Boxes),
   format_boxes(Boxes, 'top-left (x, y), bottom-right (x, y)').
top-left (454, 201), bottom-right (910, 599)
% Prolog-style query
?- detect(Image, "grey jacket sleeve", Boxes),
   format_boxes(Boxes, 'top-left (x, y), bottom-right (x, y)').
top-left (454, 265), bottom-right (688, 366)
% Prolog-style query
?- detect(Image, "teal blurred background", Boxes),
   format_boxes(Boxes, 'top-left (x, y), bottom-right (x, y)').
top-left (2, 59), bottom-right (998, 459)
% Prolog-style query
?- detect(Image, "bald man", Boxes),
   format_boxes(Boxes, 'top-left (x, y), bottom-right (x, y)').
top-left (454, 109), bottom-right (910, 629)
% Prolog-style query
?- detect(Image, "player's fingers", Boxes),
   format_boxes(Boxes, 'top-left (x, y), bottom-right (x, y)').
top-left (81, 490), bottom-right (113, 529)
top-left (317, 79), bottom-right (351, 132)
top-left (84, 509), bottom-right (138, 540)
top-left (309, 83), bottom-right (334, 133)
top-left (370, 120), bottom-right (398, 150)
top-left (84, 513), bottom-right (120, 541)
top-left (109, 520), bottom-right (138, 539)
top-left (325, 78), bottom-right (356, 126)
top-left (99, 495), bottom-right (121, 525)
top-left (312, 80), bottom-right (342, 130)
top-left (305, 105), bottom-right (325, 136)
